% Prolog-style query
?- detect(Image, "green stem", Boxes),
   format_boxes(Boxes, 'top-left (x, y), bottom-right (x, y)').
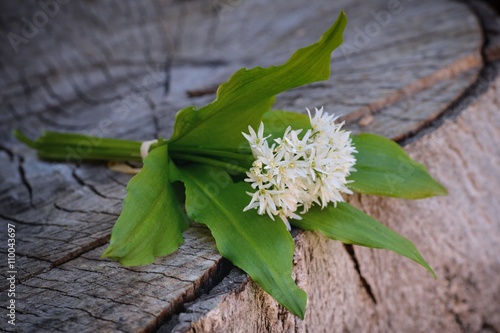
top-left (169, 146), bottom-right (253, 160)
top-left (171, 153), bottom-right (248, 174)
top-left (14, 130), bottom-right (144, 162)
top-left (14, 130), bottom-right (252, 175)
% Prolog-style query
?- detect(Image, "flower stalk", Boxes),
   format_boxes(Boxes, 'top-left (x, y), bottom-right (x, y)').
top-left (13, 129), bottom-right (254, 174)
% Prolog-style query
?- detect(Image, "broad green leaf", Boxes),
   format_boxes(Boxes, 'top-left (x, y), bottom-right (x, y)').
top-left (102, 144), bottom-right (190, 266)
top-left (168, 11), bottom-right (347, 150)
top-left (349, 133), bottom-right (447, 199)
top-left (292, 202), bottom-right (435, 278)
top-left (171, 164), bottom-right (307, 318)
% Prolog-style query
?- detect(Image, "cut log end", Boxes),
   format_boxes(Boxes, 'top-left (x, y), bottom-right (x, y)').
top-left (1, 0), bottom-right (499, 332)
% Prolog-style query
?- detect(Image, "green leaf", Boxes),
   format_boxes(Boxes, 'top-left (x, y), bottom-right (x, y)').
top-left (172, 164), bottom-right (307, 318)
top-left (292, 202), bottom-right (435, 278)
top-left (168, 11), bottom-right (347, 150)
top-left (102, 144), bottom-right (189, 266)
top-left (349, 133), bottom-right (447, 199)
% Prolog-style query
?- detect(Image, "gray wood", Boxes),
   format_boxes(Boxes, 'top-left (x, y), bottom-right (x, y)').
top-left (0, 0), bottom-right (498, 332)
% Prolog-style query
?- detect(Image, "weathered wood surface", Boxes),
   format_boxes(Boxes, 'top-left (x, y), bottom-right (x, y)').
top-left (0, 0), bottom-right (499, 332)
top-left (169, 65), bottom-right (500, 333)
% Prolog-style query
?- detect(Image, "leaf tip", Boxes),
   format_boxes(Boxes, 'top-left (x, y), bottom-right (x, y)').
top-left (101, 245), bottom-right (156, 267)
top-left (283, 288), bottom-right (307, 319)
top-left (13, 129), bottom-right (37, 148)
top-left (426, 265), bottom-right (437, 280)
top-left (339, 9), bottom-right (347, 21)
top-left (421, 179), bottom-right (448, 198)
top-left (435, 182), bottom-right (448, 196)
top-left (296, 309), bottom-right (306, 320)
top-left (100, 244), bottom-right (116, 261)
top-left (296, 294), bottom-right (307, 320)
top-left (416, 253), bottom-right (436, 280)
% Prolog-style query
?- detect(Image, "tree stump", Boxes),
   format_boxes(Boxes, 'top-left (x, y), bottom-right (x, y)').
top-left (1, 0), bottom-right (499, 332)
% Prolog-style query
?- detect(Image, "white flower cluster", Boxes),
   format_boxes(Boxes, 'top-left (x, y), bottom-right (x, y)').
top-left (242, 107), bottom-right (357, 230)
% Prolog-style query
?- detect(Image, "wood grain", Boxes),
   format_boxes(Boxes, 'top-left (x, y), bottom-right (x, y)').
top-left (0, 0), bottom-right (498, 332)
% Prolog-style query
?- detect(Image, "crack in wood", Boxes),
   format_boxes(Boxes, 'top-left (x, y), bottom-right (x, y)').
top-left (33, 106), bottom-right (86, 130)
top-left (451, 309), bottom-right (468, 333)
top-left (482, 322), bottom-right (500, 333)
top-left (381, 113), bottom-right (427, 122)
top-left (5, 103), bottom-right (25, 125)
top-left (341, 53), bottom-right (483, 126)
top-left (39, 75), bottom-right (68, 106)
top-left (52, 236), bottom-right (111, 264)
top-left (40, 273), bottom-right (161, 317)
top-left (154, 258), bottom-right (234, 332)
top-left (14, 252), bottom-right (53, 265)
top-left (145, 94), bottom-right (161, 138)
top-left (343, 244), bottom-right (377, 305)
top-left (399, 0), bottom-right (500, 146)
top-left (160, 1), bottom-right (186, 96)
top-left (53, 202), bottom-right (119, 217)
top-left (172, 58), bottom-right (229, 68)
top-left (163, 56), bottom-right (173, 95)
top-left (0, 266), bottom-right (50, 293)
top-left (106, 172), bottom-right (130, 187)
top-left (19, 72), bottom-right (35, 98)
top-left (17, 155), bottom-right (35, 208)
top-left (0, 213), bottom-right (43, 226)
top-left (71, 166), bottom-right (121, 200)
top-left (50, 303), bottom-right (127, 330)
